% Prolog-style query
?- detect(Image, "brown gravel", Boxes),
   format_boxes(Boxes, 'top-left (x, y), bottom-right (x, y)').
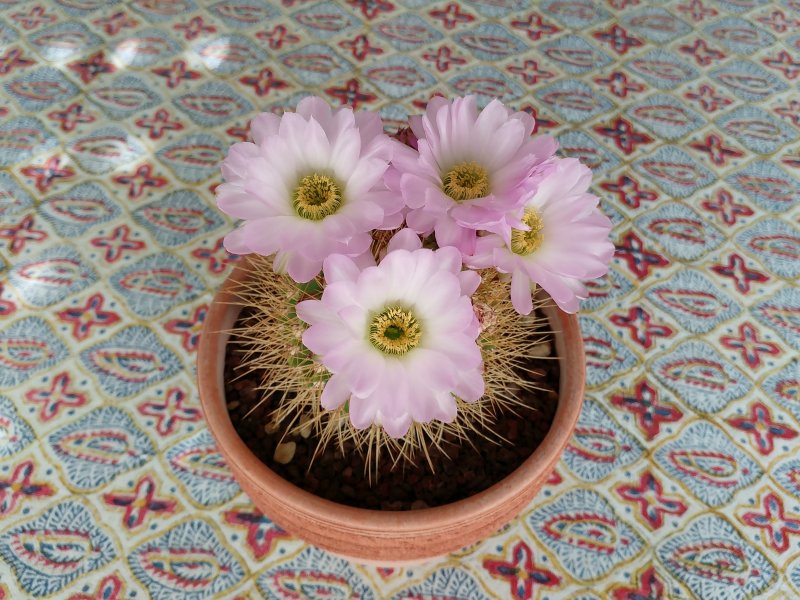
top-left (224, 315), bottom-right (559, 511)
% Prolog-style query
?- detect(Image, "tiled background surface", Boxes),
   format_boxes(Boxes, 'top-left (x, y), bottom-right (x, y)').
top-left (0, 0), bottom-right (798, 598)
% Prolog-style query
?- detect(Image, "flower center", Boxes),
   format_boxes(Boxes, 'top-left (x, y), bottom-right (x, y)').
top-left (442, 161), bottom-right (490, 202)
top-left (511, 208), bottom-right (545, 255)
top-left (369, 306), bottom-right (421, 356)
top-left (293, 174), bottom-right (342, 221)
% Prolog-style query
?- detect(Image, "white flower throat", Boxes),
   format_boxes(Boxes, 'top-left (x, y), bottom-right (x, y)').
top-left (511, 208), bottom-right (545, 256)
top-left (369, 306), bottom-right (422, 355)
top-left (442, 161), bottom-right (490, 202)
top-left (293, 173), bottom-right (342, 220)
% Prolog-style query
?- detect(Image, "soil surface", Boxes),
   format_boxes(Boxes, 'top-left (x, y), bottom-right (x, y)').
top-left (225, 316), bottom-right (559, 511)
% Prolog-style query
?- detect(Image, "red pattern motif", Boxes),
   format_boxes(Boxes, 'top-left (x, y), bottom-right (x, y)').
top-left (483, 541), bottom-right (560, 600)
top-left (25, 372), bottom-right (88, 422)
top-left (611, 379), bottom-right (683, 440)
top-left (616, 471), bottom-right (687, 529)
top-left (728, 403), bottom-right (797, 455)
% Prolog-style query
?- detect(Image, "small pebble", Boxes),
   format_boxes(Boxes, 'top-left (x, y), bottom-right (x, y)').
top-left (274, 442), bottom-right (296, 464)
top-left (298, 415), bottom-right (313, 439)
top-left (226, 400), bottom-right (240, 411)
top-left (528, 342), bottom-right (552, 358)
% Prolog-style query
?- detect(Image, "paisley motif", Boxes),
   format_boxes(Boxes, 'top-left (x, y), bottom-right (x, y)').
top-left (543, 513), bottom-right (620, 553)
top-left (85, 347), bottom-right (166, 384)
top-left (584, 336), bottom-right (620, 370)
top-left (667, 450), bottom-right (739, 487)
top-left (16, 258), bottom-right (92, 289)
top-left (8, 80), bottom-right (70, 103)
top-left (211, 1), bottom-right (272, 24)
top-left (652, 341), bottom-right (750, 413)
top-left (630, 58), bottom-right (692, 81)
top-left (639, 161), bottom-right (700, 186)
top-left (654, 422), bottom-right (761, 506)
top-left (80, 327), bottom-right (179, 397)
top-left (127, 520), bottom-right (244, 598)
top-left (628, 14), bottom-right (681, 33)
top-left (529, 489), bottom-right (643, 580)
top-left (545, 47), bottom-right (597, 69)
top-left (199, 41), bottom-right (255, 63)
top-left (162, 144), bottom-right (223, 168)
top-left (657, 515), bottom-right (775, 599)
top-left (46, 197), bottom-right (113, 225)
top-left (267, 571), bottom-right (355, 598)
top-left (54, 429), bottom-right (140, 466)
top-left (456, 25), bottom-right (522, 59)
top-left (631, 104), bottom-right (692, 126)
top-left (0, 126), bottom-right (49, 154)
top-left (0, 338), bottom-right (54, 371)
top-left (169, 446), bottom-right (235, 483)
top-left (747, 234), bottom-right (800, 260)
top-left (732, 174), bottom-right (793, 203)
top-left (0, 318), bottom-right (67, 388)
top-left (451, 74), bottom-right (515, 97)
top-left (568, 427), bottom-right (622, 463)
top-left (658, 358), bottom-right (733, 392)
top-left (654, 289), bottom-right (727, 318)
top-left (131, 0), bottom-right (193, 16)
top-left (30, 31), bottom-right (91, 51)
top-left (135, 547), bottom-right (225, 587)
top-left (258, 548), bottom-right (374, 599)
top-left (111, 254), bottom-right (203, 318)
top-left (668, 539), bottom-right (748, 584)
top-left (723, 118), bottom-right (781, 140)
top-left (0, 502), bottom-right (116, 596)
top-left (580, 317), bottom-right (636, 385)
top-left (378, 22), bottom-right (438, 45)
top-left (177, 94), bottom-right (247, 118)
top-left (141, 207), bottom-right (215, 235)
top-left (365, 64), bottom-right (426, 88)
top-left (295, 12), bottom-right (352, 32)
top-left (117, 268), bottom-right (191, 298)
top-left (165, 431), bottom-right (240, 506)
top-left (282, 52), bottom-right (340, 74)
top-left (91, 87), bottom-right (154, 111)
top-left (542, 90), bottom-right (600, 113)
top-left (648, 218), bottom-right (705, 244)
top-left (737, 222), bottom-right (800, 278)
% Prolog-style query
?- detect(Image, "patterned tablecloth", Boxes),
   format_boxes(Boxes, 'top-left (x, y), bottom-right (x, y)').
top-left (0, 0), bottom-right (798, 598)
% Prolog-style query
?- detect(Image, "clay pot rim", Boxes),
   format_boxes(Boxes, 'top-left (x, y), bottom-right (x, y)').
top-left (198, 260), bottom-right (585, 535)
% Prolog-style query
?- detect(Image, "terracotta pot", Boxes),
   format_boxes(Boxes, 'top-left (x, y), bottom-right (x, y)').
top-left (197, 262), bottom-right (585, 564)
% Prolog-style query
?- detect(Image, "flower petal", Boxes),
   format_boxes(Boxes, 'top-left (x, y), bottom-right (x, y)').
top-left (286, 251), bottom-right (322, 283)
top-left (323, 254), bottom-right (361, 284)
top-left (320, 373), bottom-right (351, 410)
top-left (387, 228), bottom-right (423, 253)
top-left (511, 269), bottom-right (534, 315)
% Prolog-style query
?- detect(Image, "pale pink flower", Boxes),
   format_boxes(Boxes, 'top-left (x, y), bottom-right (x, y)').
top-left (468, 158), bottom-right (614, 314)
top-left (216, 96), bottom-right (404, 283)
top-left (295, 229), bottom-right (484, 438)
top-left (389, 96), bottom-right (557, 255)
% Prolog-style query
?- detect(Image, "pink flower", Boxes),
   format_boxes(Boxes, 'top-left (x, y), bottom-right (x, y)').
top-left (295, 230), bottom-right (484, 438)
top-left (389, 96), bottom-right (557, 256)
top-left (216, 96), bottom-right (404, 283)
top-left (468, 158), bottom-right (614, 314)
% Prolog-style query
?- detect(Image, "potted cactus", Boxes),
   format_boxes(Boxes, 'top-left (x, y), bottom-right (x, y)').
top-left (198, 95), bottom-right (613, 563)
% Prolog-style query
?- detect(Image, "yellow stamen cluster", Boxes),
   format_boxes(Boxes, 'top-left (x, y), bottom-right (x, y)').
top-left (442, 161), bottom-right (490, 202)
top-left (511, 208), bottom-right (545, 256)
top-left (293, 174), bottom-right (342, 220)
top-left (368, 306), bottom-right (422, 355)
